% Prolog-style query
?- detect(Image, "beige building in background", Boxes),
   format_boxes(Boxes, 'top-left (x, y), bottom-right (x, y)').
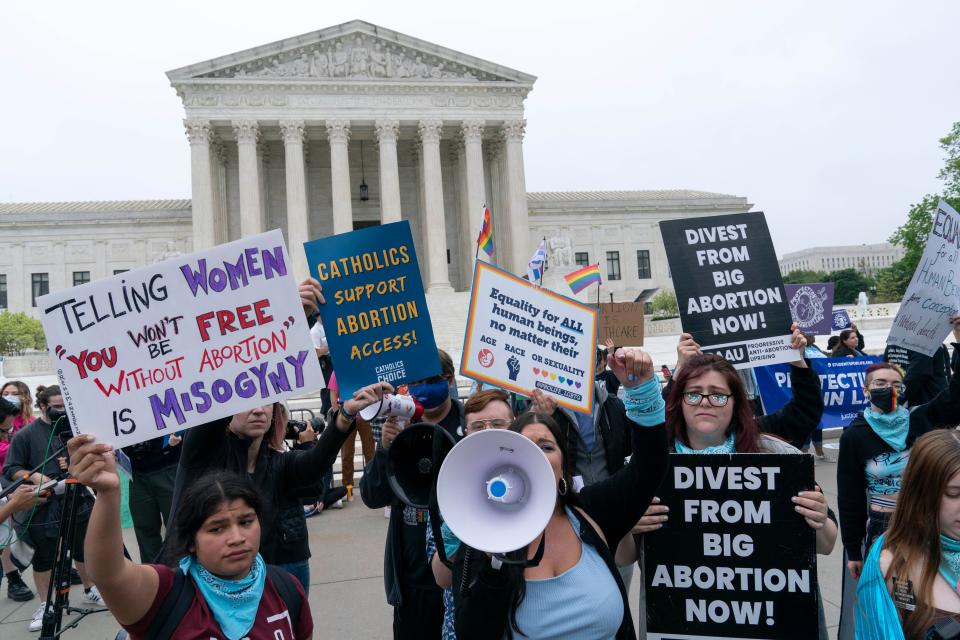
top-left (779, 242), bottom-right (904, 276)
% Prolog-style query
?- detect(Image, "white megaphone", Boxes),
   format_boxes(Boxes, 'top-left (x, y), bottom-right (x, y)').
top-left (437, 429), bottom-right (556, 554)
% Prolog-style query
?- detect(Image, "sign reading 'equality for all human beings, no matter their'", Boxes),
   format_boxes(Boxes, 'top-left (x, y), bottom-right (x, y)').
top-left (37, 230), bottom-right (324, 448)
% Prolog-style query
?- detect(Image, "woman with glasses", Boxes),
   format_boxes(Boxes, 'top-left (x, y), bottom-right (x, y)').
top-left (631, 328), bottom-right (836, 637)
top-left (838, 351), bottom-right (960, 584)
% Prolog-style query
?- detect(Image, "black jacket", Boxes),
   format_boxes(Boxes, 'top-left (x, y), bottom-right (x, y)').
top-left (552, 384), bottom-right (632, 483)
top-left (837, 347), bottom-right (960, 561)
top-left (451, 422), bottom-right (668, 640)
top-left (170, 413), bottom-right (350, 565)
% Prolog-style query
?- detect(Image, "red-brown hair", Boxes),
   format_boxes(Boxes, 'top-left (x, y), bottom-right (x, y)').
top-left (666, 354), bottom-right (761, 453)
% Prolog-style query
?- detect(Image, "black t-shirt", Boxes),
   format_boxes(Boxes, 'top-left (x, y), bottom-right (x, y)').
top-left (122, 436), bottom-right (181, 474)
top-left (398, 404), bottom-right (462, 590)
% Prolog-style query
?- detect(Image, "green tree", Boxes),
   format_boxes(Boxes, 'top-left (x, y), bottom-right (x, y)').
top-left (650, 290), bottom-right (678, 318)
top-left (0, 312), bottom-right (46, 355)
top-left (824, 269), bottom-right (874, 306)
top-left (782, 269), bottom-right (827, 284)
top-left (886, 122), bottom-right (960, 299)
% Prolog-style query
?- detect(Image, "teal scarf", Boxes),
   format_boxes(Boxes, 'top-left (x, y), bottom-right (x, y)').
top-left (940, 534), bottom-right (960, 595)
top-left (855, 535), bottom-right (905, 639)
top-left (863, 407), bottom-right (910, 452)
top-left (179, 553), bottom-right (266, 640)
top-left (674, 433), bottom-right (736, 454)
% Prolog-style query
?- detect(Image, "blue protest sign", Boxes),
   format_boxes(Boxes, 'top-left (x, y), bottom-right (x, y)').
top-left (755, 356), bottom-right (880, 429)
top-left (785, 283), bottom-right (834, 335)
top-left (832, 309), bottom-right (852, 330)
top-left (304, 221), bottom-right (440, 398)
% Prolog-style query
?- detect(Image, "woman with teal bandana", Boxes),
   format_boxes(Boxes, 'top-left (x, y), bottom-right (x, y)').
top-left (856, 430), bottom-right (960, 639)
top-left (67, 435), bottom-right (313, 640)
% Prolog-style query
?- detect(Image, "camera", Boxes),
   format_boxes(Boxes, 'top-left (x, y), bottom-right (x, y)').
top-left (287, 420), bottom-right (308, 434)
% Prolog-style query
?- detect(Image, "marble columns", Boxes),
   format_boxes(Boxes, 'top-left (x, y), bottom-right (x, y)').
top-left (375, 120), bottom-right (402, 224)
top-left (418, 120), bottom-right (452, 292)
top-left (280, 120), bottom-right (309, 278)
top-left (326, 120), bottom-right (354, 235)
top-left (232, 120), bottom-right (264, 237)
top-left (501, 119), bottom-right (531, 276)
top-left (184, 119), bottom-right (216, 250)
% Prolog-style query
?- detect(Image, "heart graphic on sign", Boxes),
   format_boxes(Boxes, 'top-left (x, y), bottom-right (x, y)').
top-left (550, 373), bottom-right (557, 380)
top-left (566, 379), bottom-right (574, 386)
top-left (541, 370), bottom-right (549, 378)
top-left (533, 367), bottom-right (540, 375)
top-left (558, 376), bottom-right (565, 383)
top-left (575, 382), bottom-right (582, 389)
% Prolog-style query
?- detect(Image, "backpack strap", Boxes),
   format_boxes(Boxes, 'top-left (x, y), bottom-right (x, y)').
top-left (266, 565), bottom-right (303, 631)
top-left (143, 568), bottom-right (195, 640)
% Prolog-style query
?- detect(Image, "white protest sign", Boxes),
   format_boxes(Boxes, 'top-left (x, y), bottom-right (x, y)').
top-left (37, 229), bottom-right (324, 448)
top-left (887, 200), bottom-right (960, 356)
top-left (460, 261), bottom-right (597, 414)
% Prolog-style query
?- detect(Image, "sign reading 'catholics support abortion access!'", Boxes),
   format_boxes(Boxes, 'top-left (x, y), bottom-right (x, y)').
top-left (887, 200), bottom-right (960, 356)
top-left (644, 454), bottom-right (818, 640)
top-left (659, 212), bottom-right (800, 369)
top-left (461, 261), bottom-right (597, 414)
top-left (37, 230), bottom-right (324, 448)
top-left (304, 221), bottom-right (440, 398)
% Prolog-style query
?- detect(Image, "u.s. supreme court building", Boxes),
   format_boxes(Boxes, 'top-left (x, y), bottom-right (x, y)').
top-left (0, 21), bottom-right (751, 334)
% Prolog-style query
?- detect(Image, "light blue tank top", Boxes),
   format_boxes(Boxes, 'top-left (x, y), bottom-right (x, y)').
top-left (513, 508), bottom-right (624, 640)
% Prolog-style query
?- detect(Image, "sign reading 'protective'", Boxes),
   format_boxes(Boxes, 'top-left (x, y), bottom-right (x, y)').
top-left (659, 212), bottom-right (800, 369)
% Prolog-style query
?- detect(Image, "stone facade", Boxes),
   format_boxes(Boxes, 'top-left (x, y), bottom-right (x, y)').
top-left (779, 243), bottom-right (904, 276)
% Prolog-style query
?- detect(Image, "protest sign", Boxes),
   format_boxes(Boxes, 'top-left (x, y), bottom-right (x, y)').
top-left (831, 309), bottom-right (852, 331)
top-left (644, 454), bottom-right (817, 640)
top-left (304, 221), bottom-right (440, 398)
top-left (37, 230), bottom-right (324, 448)
top-left (754, 356), bottom-right (880, 430)
top-left (461, 261), bottom-right (597, 414)
top-left (785, 283), bottom-right (834, 335)
top-left (598, 302), bottom-right (644, 346)
top-left (888, 200), bottom-right (960, 356)
top-left (659, 212), bottom-right (800, 369)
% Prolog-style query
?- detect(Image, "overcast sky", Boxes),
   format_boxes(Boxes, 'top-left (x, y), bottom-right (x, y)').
top-left (2, 0), bottom-right (957, 256)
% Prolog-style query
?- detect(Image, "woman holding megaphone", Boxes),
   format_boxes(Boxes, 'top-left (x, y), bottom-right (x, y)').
top-left (450, 347), bottom-right (667, 640)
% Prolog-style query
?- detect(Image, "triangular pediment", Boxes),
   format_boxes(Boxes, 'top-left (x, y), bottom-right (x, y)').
top-left (166, 20), bottom-right (535, 85)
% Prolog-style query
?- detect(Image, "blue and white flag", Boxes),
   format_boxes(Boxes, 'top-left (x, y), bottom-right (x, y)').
top-left (527, 240), bottom-right (547, 283)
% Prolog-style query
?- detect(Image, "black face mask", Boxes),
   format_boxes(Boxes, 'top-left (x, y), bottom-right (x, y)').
top-left (869, 387), bottom-right (897, 413)
top-left (46, 407), bottom-right (67, 425)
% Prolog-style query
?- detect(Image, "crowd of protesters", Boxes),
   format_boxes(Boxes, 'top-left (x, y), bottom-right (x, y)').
top-left (1, 275), bottom-right (960, 640)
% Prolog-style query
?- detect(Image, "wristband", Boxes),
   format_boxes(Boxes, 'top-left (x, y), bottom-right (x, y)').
top-left (338, 401), bottom-right (357, 421)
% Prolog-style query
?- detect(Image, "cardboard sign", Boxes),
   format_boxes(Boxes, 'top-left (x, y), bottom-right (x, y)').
top-left (785, 283), bottom-right (834, 335)
top-left (754, 356), bottom-right (880, 430)
top-left (659, 212), bottom-right (800, 369)
top-left (888, 200), bottom-right (960, 356)
top-left (831, 309), bottom-right (852, 331)
top-left (644, 454), bottom-right (818, 640)
top-left (461, 261), bottom-right (597, 414)
top-left (304, 221), bottom-right (440, 398)
top-left (598, 302), bottom-right (645, 346)
top-left (37, 230), bottom-right (324, 448)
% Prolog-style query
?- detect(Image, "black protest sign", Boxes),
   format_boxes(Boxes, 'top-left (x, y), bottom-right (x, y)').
top-left (644, 454), bottom-right (818, 640)
top-left (659, 212), bottom-right (799, 368)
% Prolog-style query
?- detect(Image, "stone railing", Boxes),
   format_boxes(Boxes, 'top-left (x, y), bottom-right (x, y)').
top-left (1, 352), bottom-right (54, 378)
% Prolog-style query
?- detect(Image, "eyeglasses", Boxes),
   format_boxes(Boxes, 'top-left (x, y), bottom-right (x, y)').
top-left (683, 392), bottom-right (731, 407)
top-left (466, 418), bottom-right (511, 432)
top-left (869, 381), bottom-right (906, 393)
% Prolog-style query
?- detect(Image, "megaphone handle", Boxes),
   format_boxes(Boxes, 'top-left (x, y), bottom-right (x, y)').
top-left (488, 533), bottom-right (547, 570)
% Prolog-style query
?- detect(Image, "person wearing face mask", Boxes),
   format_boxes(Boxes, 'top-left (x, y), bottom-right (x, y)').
top-left (838, 336), bottom-right (960, 584)
top-left (855, 430), bottom-right (960, 640)
top-left (0, 381), bottom-right (33, 435)
top-left (2, 385), bottom-right (105, 630)
top-left (0, 396), bottom-right (35, 602)
top-left (360, 349), bottom-right (465, 640)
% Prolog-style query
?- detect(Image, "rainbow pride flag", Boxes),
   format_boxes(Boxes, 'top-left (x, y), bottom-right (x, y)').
top-left (477, 206), bottom-right (494, 257)
top-left (564, 263), bottom-right (602, 294)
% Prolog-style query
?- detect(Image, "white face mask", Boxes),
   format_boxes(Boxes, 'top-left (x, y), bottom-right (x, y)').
top-left (4, 395), bottom-right (21, 409)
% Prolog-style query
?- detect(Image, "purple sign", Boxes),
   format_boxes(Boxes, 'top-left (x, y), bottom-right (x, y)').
top-left (785, 283), bottom-right (834, 335)
top-left (832, 309), bottom-right (852, 331)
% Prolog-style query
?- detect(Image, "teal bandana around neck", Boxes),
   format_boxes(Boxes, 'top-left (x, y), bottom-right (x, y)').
top-left (939, 534), bottom-right (960, 596)
top-left (674, 433), bottom-right (736, 454)
top-left (179, 553), bottom-right (266, 640)
top-left (863, 406), bottom-right (910, 452)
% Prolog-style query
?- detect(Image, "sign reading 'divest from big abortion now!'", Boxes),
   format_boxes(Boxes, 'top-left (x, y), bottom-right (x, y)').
top-left (660, 212), bottom-right (800, 369)
top-left (37, 230), bottom-right (324, 448)
top-left (887, 200), bottom-right (960, 356)
top-left (461, 261), bottom-right (597, 414)
top-left (304, 221), bottom-right (440, 398)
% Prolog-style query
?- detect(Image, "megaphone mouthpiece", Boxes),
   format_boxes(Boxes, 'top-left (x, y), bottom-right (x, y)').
top-left (486, 467), bottom-right (526, 505)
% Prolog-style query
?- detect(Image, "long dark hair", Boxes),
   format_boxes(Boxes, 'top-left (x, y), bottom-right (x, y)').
top-left (499, 412), bottom-right (582, 637)
top-left (666, 354), bottom-right (762, 453)
top-left (166, 471), bottom-right (263, 565)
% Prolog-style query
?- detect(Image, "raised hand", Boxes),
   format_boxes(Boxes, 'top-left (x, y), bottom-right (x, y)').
top-left (299, 278), bottom-right (325, 317)
top-left (675, 333), bottom-right (701, 374)
top-left (67, 435), bottom-right (119, 492)
top-left (343, 381), bottom-right (394, 417)
top-left (632, 497), bottom-right (669, 534)
top-left (608, 347), bottom-right (653, 388)
top-left (788, 323), bottom-right (809, 368)
top-left (529, 389), bottom-right (558, 416)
